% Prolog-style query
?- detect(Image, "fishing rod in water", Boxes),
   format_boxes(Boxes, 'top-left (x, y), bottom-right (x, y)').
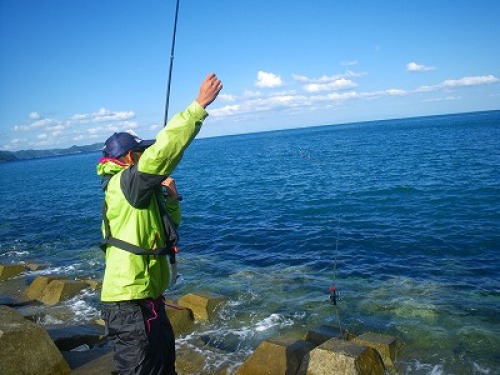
top-left (163, 0), bottom-right (181, 127)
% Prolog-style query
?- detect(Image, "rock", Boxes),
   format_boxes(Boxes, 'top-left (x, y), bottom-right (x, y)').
top-left (165, 301), bottom-right (195, 336)
top-left (352, 332), bottom-right (400, 370)
top-left (45, 323), bottom-right (106, 351)
top-left (39, 279), bottom-right (88, 305)
top-left (297, 338), bottom-right (385, 375)
top-left (0, 305), bottom-right (71, 375)
top-left (0, 264), bottom-right (25, 281)
top-left (25, 275), bottom-right (68, 301)
top-left (80, 279), bottom-right (102, 290)
top-left (66, 349), bottom-right (115, 375)
top-left (237, 336), bottom-right (316, 375)
top-left (40, 279), bottom-right (88, 305)
top-left (177, 292), bottom-right (227, 322)
top-left (25, 262), bottom-right (49, 271)
top-left (304, 324), bottom-right (345, 346)
top-left (0, 294), bottom-right (32, 306)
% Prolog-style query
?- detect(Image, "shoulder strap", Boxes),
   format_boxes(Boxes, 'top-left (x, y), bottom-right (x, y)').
top-left (100, 200), bottom-right (170, 256)
top-left (99, 175), bottom-right (177, 260)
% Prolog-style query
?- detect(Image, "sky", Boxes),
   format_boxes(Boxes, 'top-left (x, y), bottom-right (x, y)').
top-left (1, 0), bottom-right (499, 151)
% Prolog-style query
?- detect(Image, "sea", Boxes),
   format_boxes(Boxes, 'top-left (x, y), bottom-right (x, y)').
top-left (0, 110), bottom-right (499, 374)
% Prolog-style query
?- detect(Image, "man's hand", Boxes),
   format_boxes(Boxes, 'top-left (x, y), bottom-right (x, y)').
top-left (196, 73), bottom-right (223, 108)
top-left (161, 177), bottom-right (179, 199)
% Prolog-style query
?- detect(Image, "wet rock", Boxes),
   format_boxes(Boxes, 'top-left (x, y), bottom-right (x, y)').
top-left (25, 275), bottom-right (68, 300)
top-left (0, 264), bottom-right (25, 281)
top-left (0, 294), bottom-right (32, 306)
top-left (0, 305), bottom-right (71, 375)
top-left (177, 292), bottom-right (227, 322)
top-left (64, 346), bottom-right (115, 375)
top-left (80, 279), bottom-right (102, 290)
top-left (38, 279), bottom-right (88, 305)
top-left (352, 332), bottom-right (400, 370)
top-left (25, 262), bottom-right (50, 271)
top-left (297, 338), bottom-right (385, 375)
top-left (165, 301), bottom-right (195, 336)
top-left (45, 323), bottom-right (106, 351)
top-left (237, 336), bottom-right (315, 375)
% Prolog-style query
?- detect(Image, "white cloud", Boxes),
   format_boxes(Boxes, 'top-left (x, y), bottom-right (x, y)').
top-left (407, 62), bottom-right (436, 72)
top-left (5, 70), bottom-right (498, 151)
top-left (70, 108), bottom-right (135, 124)
top-left (303, 78), bottom-right (358, 93)
top-left (442, 75), bottom-right (498, 87)
top-left (218, 93), bottom-right (237, 102)
top-left (255, 71), bottom-right (283, 88)
top-left (416, 75), bottom-right (498, 92)
top-left (293, 71), bottom-right (364, 84)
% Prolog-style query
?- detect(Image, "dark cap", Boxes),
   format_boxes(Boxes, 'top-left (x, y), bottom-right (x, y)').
top-left (103, 131), bottom-right (155, 158)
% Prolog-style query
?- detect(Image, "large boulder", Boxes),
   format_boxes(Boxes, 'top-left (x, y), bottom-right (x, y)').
top-left (352, 332), bottom-right (400, 370)
top-left (25, 275), bottom-right (68, 300)
top-left (165, 301), bottom-right (195, 336)
top-left (177, 292), bottom-right (227, 322)
top-left (0, 264), bottom-right (25, 281)
top-left (45, 323), bottom-right (106, 351)
top-left (297, 338), bottom-right (385, 375)
top-left (0, 305), bottom-right (71, 375)
top-left (237, 336), bottom-right (316, 375)
top-left (26, 276), bottom-right (88, 305)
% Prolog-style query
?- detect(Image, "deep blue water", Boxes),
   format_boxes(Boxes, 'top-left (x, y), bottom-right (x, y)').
top-left (1, 110), bottom-right (499, 374)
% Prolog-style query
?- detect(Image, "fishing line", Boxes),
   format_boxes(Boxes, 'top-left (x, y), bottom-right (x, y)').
top-left (330, 197), bottom-right (344, 338)
top-left (163, 0), bottom-right (181, 127)
top-left (300, 147), bottom-right (345, 338)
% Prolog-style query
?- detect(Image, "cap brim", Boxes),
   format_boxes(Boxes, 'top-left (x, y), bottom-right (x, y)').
top-left (135, 139), bottom-right (155, 150)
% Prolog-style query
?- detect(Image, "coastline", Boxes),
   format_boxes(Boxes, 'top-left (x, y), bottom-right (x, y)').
top-left (1, 264), bottom-right (401, 374)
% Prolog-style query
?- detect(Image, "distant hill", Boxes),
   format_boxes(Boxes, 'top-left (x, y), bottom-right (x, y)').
top-left (0, 143), bottom-right (104, 163)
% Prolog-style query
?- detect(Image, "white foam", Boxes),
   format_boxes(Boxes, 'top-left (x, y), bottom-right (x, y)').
top-left (472, 362), bottom-right (491, 374)
top-left (65, 289), bottom-right (100, 323)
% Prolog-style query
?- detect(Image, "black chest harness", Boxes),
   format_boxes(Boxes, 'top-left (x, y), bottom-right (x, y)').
top-left (100, 175), bottom-right (178, 264)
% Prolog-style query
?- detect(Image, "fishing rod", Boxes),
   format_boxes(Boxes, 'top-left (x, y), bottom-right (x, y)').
top-left (163, 0), bottom-right (181, 127)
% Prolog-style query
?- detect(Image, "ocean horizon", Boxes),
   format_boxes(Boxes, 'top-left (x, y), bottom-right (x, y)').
top-left (1, 109), bottom-right (499, 374)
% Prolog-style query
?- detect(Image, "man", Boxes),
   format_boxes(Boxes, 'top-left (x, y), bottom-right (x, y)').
top-left (97, 73), bottom-right (222, 374)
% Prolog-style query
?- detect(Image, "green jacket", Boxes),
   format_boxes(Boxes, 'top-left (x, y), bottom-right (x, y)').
top-left (97, 101), bottom-right (207, 302)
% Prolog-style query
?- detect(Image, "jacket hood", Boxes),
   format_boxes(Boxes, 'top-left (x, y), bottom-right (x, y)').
top-left (96, 157), bottom-right (128, 177)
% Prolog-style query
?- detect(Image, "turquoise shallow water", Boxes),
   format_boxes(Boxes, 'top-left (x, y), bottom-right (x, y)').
top-left (1, 110), bottom-right (499, 374)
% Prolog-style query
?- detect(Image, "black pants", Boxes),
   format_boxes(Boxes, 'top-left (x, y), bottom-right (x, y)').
top-left (102, 297), bottom-right (177, 375)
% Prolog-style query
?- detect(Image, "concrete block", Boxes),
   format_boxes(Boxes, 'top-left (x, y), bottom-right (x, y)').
top-left (45, 323), bottom-right (106, 351)
top-left (25, 263), bottom-right (49, 271)
top-left (352, 332), bottom-right (400, 370)
top-left (297, 338), bottom-right (385, 375)
top-left (0, 305), bottom-right (71, 375)
top-left (237, 336), bottom-right (316, 375)
top-left (177, 292), bottom-right (227, 322)
top-left (39, 279), bottom-right (88, 305)
top-left (80, 279), bottom-right (102, 290)
top-left (304, 324), bottom-right (344, 346)
top-left (165, 301), bottom-right (195, 336)
top-left (0, 264), bottom-right (25, 281)
top-left (25, 275), bottom-right (68, 300)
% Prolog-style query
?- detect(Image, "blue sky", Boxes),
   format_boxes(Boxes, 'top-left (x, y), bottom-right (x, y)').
top-left (1, 0), bottom-right (499, 151)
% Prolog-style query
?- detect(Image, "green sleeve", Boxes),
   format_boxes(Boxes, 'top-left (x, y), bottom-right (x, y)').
top-left (138, 101), bottom-right (207, 176)
top-left (165, 198), bottom-right (181, 228)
